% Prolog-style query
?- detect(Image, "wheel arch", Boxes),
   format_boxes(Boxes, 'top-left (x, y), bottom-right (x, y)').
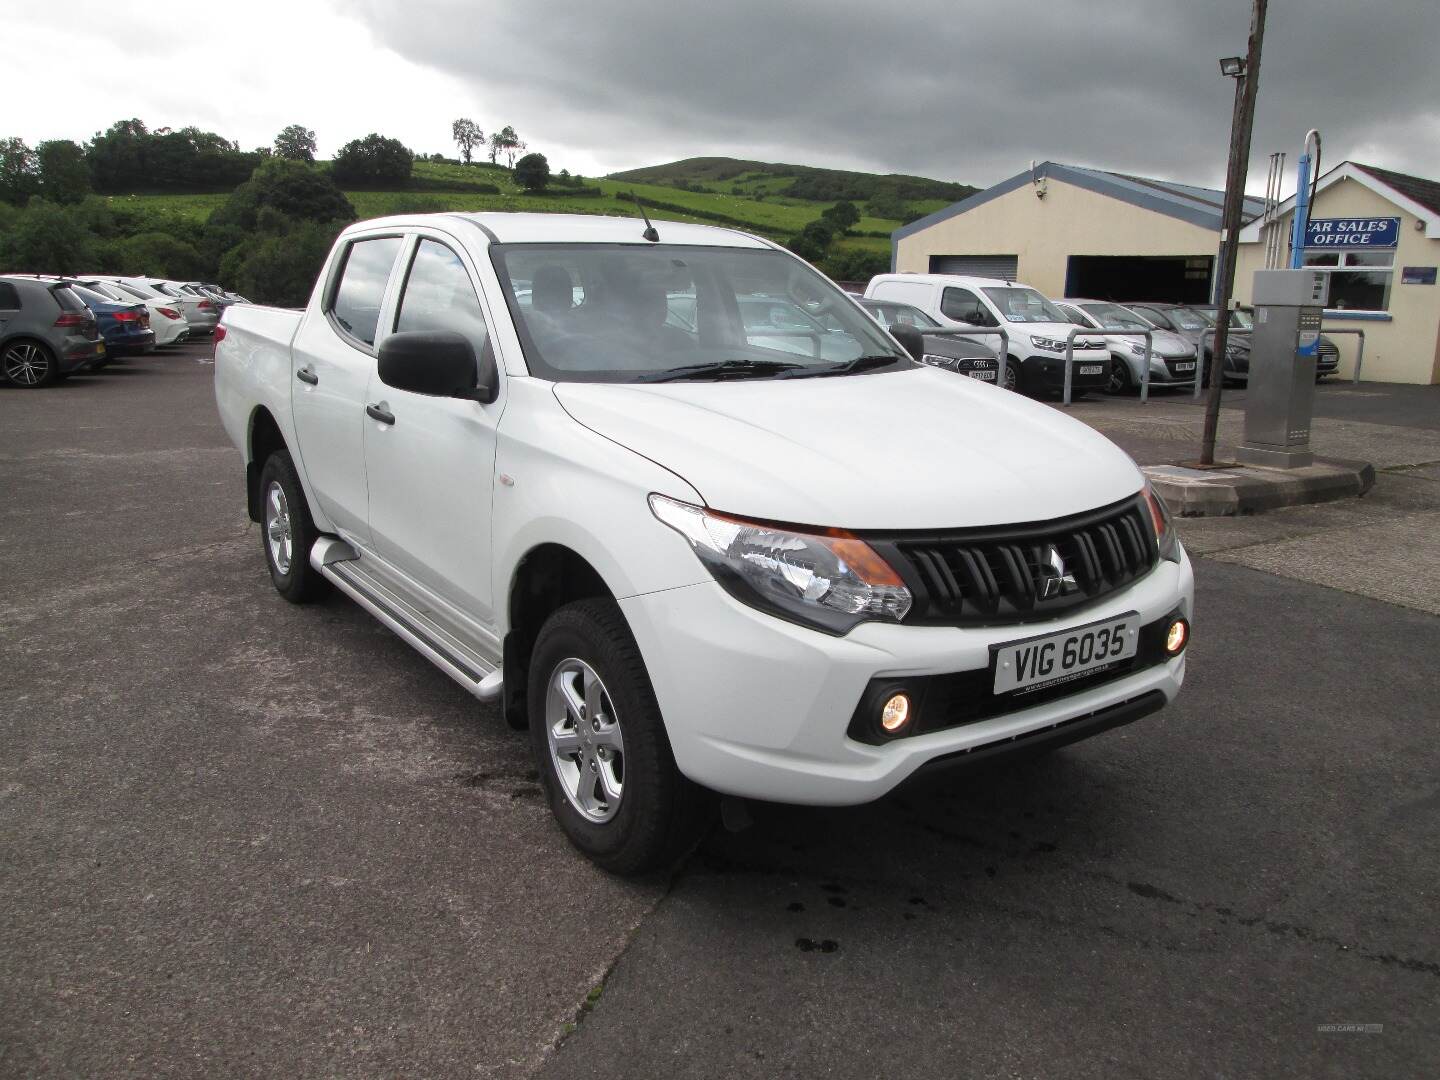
top-left (502, 543), bottom-right (617, 731)
top-left (246, 406), bottom-right (289, 523)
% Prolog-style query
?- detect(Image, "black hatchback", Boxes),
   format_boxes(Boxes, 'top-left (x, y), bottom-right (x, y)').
top-left (855, 298), bottom-right (1002, 385)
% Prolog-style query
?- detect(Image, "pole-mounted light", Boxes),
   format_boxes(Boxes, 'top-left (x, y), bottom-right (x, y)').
top-left (1219, 56), bottom-right (1247, 77)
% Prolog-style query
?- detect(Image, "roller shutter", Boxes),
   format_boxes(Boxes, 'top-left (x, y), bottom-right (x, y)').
top-left (928, 255), bottom-right (1019, 281)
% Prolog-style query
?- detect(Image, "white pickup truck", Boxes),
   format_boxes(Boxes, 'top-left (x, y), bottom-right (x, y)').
top-left (214, 212), bottom-right (1194, 874)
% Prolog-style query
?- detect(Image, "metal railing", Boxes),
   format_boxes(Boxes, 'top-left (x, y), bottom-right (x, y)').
top-left (1197, 325), bottom-right (1366, 389)
top-left (1062, 327), bottom-right (1151, 406)
top-left (1320, 327), bottom-right (1366, 384)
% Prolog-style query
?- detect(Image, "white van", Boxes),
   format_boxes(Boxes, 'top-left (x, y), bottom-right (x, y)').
top-left (865, 273), bottom-right (1109, 396)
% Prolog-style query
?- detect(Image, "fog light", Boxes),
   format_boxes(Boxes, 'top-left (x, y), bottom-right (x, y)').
top-left (1165, 618), bottom-right (1190, 656)
top-left (880, 692), bottom-right (912, 735)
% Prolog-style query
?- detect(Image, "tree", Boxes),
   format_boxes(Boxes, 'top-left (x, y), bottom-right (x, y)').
top-left (785, 220), bottom-right (836, 263)
top-left (205, 157), bottom-right (355, 274)
top-left (0, 137), bottom-right (39, 205)
top-left (0, 200), bottom-right (96, 274)
top-left (86, 119), bottom-right (150, 192)
top-left (36, 140), bottom-right (91, 204)
top-left (514, 152), bottom-right (550, 193)
top-left (220, 217), bottom-right (349, 307)
top-left (451, 118), bottom-right (483, 165)
top-left (488, 125), bottom-right (523, 167)
top-left (331, 133), bottom-right (414, 187)
top-left (820, 200), bottom-right (860, 234)
top-left (273, 124), bottom-right (317, 162)
top-left (100, 232), bottom-right (205, 280)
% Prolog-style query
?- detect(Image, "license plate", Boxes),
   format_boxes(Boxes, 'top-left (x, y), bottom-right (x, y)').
top-left (1079, 365), bottom-right (1103, 375)
top-left (95, 343), bottom-right (105, 354)
top-left (967, 369), bottom-right (997, 381)
top-left (993, 612), bottom-right (1139, 694)
top-left (1174, 361), bottom-right (1196, 372)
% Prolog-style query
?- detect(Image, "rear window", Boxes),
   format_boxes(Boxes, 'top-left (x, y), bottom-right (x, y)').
top-left (330, 236), bottom-right (404, 347)
top-left (51, 286), bottom-right (87, 312)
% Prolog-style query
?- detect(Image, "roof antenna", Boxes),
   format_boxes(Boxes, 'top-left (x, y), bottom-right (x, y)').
top-left (629, 194), bottom-right (660, 242)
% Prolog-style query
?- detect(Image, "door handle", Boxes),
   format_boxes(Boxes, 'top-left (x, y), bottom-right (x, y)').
top-left (296, 366), bottom-right (318, 385)
top-left (366, 403), bottom-right (396, 425)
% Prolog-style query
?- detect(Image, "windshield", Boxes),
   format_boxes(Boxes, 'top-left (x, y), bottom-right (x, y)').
top-left (1079, 303), bottom-right (1151, 331)
top-left (981, 286), bottom-right (1067, 325)
top-left (491, 244), bottom-right (909, 383)
top-left (864, 302), bottom-right (942, 331)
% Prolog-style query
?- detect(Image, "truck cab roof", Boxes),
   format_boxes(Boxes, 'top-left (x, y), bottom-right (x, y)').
top-left (344, 212), bottom-right (771, 249)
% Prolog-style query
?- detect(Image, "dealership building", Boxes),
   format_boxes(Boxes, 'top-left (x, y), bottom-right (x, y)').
top-left (892, 160), bottom-right (1440, 384)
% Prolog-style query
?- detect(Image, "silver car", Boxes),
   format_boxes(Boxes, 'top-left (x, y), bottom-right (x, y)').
top-left (0, 276), bottom-right (107, 387)
top-left (1058, 299), bottom-right (1199, 393)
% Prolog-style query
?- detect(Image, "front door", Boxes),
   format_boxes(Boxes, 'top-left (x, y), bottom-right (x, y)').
top-left (290, 234), bottom-right (405, 542)
top-left (363, 235), bottom-right (504, 626)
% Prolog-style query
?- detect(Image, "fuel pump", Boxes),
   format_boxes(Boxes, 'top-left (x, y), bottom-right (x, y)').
top-left (1235, 269), bottom-right (1328, 469)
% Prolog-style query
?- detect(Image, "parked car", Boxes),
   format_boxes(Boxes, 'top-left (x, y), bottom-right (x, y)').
top-left (67, 282), bottom-right (156, 359)
top-left (865, 273), bottom-right (1109, 396)
top-left (1122, 303), bottom-right (1234, 384)
top-left (1055, 300), bottom-right (1198, 393)
top-left (0, 276), bottom-right (107, 387)
top-left (214, 213), bottom-right (1194, 875)
top-left (76, 279), bottom-right (190, 347)
top-left (1191, 305), bottom-right (1342, 382)
top-left (105, 277), bottom-right (220, 336)
top-left (855, 297), bottom-right (1000, 382)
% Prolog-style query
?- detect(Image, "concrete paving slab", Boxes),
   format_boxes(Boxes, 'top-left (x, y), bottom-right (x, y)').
top-left (1142, 458), bottom-right (1375, 516)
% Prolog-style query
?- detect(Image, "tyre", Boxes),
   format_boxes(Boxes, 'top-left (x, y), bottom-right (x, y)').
top-left (1105, 356), bottom-right (1134, 395)
top-left (528, 599), bottom-right (708, 875)
top-left (257, 450), bottom-right (329, 603)
top-left (1, 340), bottom-right (59, 388)
top-left (1003, 357), bottom-right (1024, 393)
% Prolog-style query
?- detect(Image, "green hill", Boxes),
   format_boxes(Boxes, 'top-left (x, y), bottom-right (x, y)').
top-left (607, 156), bottom-right (977, 204)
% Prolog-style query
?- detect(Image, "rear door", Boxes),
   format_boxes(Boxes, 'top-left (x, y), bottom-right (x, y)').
top-left (362, 232), bottom-right (504, 625)
top-left (290, 233), bottom-right (405, 543)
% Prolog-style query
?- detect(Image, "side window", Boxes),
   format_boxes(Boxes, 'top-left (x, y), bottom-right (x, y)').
top-left (940, 287), bottom-right (994, 325)
top-left (0, 282), bottom-right (20, 309)
top-left (330, 236), bottom-right (403, 347)
top-left (394, 239), bottom-right (490, 355)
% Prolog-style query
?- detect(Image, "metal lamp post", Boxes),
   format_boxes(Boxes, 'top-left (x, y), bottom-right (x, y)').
top-left (1198, 0), bottom-right (1268, 467)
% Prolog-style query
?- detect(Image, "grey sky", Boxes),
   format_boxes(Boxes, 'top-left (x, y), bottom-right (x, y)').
top-left (13, 0), bottom-right (1439, 194)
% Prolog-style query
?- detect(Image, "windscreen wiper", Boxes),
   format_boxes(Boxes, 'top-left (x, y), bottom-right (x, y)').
top-left (782, 354), bottom-right (906, 378)
top-left (637, 358), bottom-right (804, 383)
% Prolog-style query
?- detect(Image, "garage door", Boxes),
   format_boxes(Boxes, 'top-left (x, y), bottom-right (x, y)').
top-left (928, 255), bottom-right (1019, 280)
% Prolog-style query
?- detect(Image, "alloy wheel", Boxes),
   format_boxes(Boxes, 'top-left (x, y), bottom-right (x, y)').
top-left (545, 658), bottom-right (625, 823)
top-left (3, 343), bottom-right (52, 386)
top-left (265, 481), bottom-right (293, 575)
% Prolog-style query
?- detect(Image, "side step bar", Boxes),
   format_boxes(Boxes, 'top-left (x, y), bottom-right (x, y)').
top-left (310, 537), bottom-right (503, 703)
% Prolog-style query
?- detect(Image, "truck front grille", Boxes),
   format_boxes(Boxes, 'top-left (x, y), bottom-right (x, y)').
top-left (867, 496), bottom-right (1159, 627)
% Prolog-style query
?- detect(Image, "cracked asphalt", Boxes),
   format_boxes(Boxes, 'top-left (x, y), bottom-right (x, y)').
top-left (2, 347), bottom-right (1437, 1077)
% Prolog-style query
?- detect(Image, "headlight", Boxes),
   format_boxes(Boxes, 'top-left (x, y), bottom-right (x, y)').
top-left (1029, 335), bottom-right (1065, 352)
top-left (1129, 342), bottom-right (1148, 356)
top-left (1142, 482), bottom-right (1182, 563)
top-left (649, 495), bottom-right (912, 634)
top-left (919, 353), bottom-right (960, 370)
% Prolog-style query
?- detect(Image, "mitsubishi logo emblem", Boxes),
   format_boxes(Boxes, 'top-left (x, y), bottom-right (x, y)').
top-left (1038, 545), bottom-right (1078, 600)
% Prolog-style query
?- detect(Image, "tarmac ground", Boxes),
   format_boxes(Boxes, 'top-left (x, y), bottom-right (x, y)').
top-left (2, 346), bottom-right (1437, 1078)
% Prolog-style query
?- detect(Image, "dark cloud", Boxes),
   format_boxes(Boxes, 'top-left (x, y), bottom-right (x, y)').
top-left (346, 0), bottom-right (1440, 189)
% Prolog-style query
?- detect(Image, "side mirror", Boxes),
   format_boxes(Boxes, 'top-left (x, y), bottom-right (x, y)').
top-left (890, 323), bottom-right (926, 362)
top-left (377, 330), bottom-right (498, 404)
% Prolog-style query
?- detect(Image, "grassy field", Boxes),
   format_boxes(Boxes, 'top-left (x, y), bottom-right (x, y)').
top-left (94, 160), bottom-right (955, 267)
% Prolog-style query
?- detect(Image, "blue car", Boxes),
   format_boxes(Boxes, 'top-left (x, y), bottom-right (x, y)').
top-left (69, 281), bottom-right (155, 359)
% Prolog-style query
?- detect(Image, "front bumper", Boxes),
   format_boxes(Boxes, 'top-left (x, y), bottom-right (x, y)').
top-left (620, 549), bottom-right (1193, 805)
top-left (1023, 351), bottom-right (1109, 390)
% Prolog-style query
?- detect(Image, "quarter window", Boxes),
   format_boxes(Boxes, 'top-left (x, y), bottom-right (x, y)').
top-left (0, 282), bottom-right (20, 308)
top-left (330, 236), bottom-right (403, 347)
top-left (394, 239), bottom-right (491, 353)
top-left (1303, 250), bottom-right (1394, 312)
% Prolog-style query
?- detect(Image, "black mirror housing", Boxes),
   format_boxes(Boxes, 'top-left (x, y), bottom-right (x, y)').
top-left (377, 330), bottom-right (498, 403)
top-left (889, 323), bottom-right (926, 362)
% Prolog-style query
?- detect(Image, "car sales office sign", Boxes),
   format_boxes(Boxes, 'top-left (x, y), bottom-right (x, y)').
top-left (1305, 217), bottom-right (1400, 249)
